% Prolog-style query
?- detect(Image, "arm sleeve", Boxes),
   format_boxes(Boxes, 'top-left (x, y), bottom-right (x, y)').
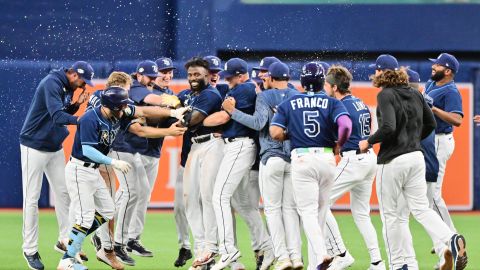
top-left (336, 114), bottom-right (352, 146)
top-left (444, 89), bottom-right (464, 117)
top-left (368, 91), bottom-right (396, 145)
top-left (271, 101), bottom-right (288, 129)
top-left (231, 94), bottom-right (269, 131)
top-left (421, 97), bottom-right (437, 139)
top-left (45, 83), bottom-right (78, 125)
top-left (64, 103), bottom-right (80, 114)
top-left (330, 99), bottom-right (350, 123)
top-left (82, 145), bottom-right (113, 165)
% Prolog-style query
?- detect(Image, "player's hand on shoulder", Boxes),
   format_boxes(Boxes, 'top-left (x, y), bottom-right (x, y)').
top-left (167, 121), bottom-right (188, 136)
top-left (111, 159), bottom-right (132, 174)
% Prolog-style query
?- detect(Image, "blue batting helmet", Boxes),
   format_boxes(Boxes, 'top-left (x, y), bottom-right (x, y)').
top-left (300, 62), bottom-right (326, 92)
top-left (101, 87), bottom-right (133, 111)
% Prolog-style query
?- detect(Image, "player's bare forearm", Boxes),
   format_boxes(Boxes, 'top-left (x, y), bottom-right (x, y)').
top-left (203, 111), bottom-right (231, 127)
top-left (134, 106), bottom-right (170, 120)
top-left (432, 107), bottom-right (463, 127)
top-left (128, 122), bottom-right (186, 138)
top-left (270, 125), bottom-right (286, 141)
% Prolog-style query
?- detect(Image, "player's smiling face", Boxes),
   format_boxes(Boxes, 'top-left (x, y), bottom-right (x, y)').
top-left (187, 66), bottom-right (209, 91)
top-left (209, 71), bottom-right (220, 87)
top-left (155, 69), bottom-right (174, 88)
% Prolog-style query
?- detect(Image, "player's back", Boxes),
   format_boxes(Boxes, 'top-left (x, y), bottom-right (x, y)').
top-left (340, 95), bottom-right (371, 152)
top-left (275, 92), bottom-right (348, 150)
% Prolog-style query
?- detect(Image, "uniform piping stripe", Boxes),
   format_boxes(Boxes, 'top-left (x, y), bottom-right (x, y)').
top-left (22, 147), bottom-right (29, 248)
top-left (116, 151), bottom-right (131, 245)
top-left (334, 158), bottom-right (349, 182)
top-left (326, 222), bottom-right (342, 254)
top-left (219, 141), bottom-right (244, 254)
top-left (75, 166), bottom-right (84, 226)
top-left (379, 164), bottom-right (393, 267)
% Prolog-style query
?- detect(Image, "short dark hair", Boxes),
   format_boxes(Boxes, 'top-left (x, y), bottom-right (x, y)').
top-left (184, 57), bottom-right (210, 71)
top-left (326, 65), bottom-right (353, 95)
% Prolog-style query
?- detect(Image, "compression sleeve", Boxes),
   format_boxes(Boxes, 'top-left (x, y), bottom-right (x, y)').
top-left (82, 145), bottom-right (113, 165)
top-left (336, 114), bottom-right (352, 146)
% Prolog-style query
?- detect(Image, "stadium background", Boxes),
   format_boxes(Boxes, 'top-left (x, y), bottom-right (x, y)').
top-left (1, 0), bottom-right (480, 211)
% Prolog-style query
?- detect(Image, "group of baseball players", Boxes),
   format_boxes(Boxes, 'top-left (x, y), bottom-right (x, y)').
top-left (20, 52), bottom-right (469, 270)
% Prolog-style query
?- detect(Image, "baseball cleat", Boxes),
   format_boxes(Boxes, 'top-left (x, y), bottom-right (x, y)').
top-left (449, 234), bottom-right (467, 270)
top-left (90, 233), bottom-right (102, 252)
top-left (126, 238), bottom-right (153, 257)
top-left (328, 251), bottom-right (354, 269)
top-left (174, 247), bottom-right (193, 267)
top-left (369, 260), bottom-right (386, 270)
top-left (96, 248), bottom-right (125, 270)
top-left (395, 265), bottom-right (408, 270)
top-left (210, 251), bottom-right (241, 270)
top-left (260, 248), bottom-right (275, 270)
top-left (114, 245), bottom-right (135, 266)
top-left (291, 258), bottom-right (304, 270)
top-left (316, 257), bottom-right (333, 270)
top-left (23, 252), bottom-right (45, 270)
top-left (274, 258), bottom-right (293, 270)
top-left (431, 247), bottom-right (436, 255)
top-left (54, 241), bottom-right (89, 262)
top-left (57, 257), bottom-right (87, 270)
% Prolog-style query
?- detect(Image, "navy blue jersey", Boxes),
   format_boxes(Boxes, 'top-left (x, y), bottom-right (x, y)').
top-left (424, 80), bottom-right (463, 134)
top-left (340, 95), bottom-right (371, 152)
top-left (86, 90), bottom-right (102, 111)
top-left (72, 106), bottom-right (134, 163)
top-left (421, 131), bottom-right (439, 182)
top-left (272, 92), bottom-right (349, 150)
top-left (20, 69), bottom-right (77, 151)
top-left (223, 82), bottom-right (257, 138)
top-left (216, 83), bottom-right (230, 99)
top-left (180, 85), bottom-right (223, 137)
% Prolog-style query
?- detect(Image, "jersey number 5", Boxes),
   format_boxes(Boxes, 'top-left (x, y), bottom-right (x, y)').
top-left (303, 111), bottom-right (320, 137)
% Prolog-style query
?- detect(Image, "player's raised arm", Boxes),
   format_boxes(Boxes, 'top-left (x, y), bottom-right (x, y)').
top-left (128, 120), bottom-right (186, 138)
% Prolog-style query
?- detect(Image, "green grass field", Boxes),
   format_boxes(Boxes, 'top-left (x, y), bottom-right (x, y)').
top-left (1, 210), bottom-right (478, 270)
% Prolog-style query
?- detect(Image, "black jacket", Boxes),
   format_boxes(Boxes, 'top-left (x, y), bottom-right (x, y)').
top-left (368, 86), bottom-right (436, 164)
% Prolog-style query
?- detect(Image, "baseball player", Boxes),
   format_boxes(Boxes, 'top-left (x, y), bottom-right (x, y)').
top-left (321, 64), bottom-right (385, 270)
top-left (270, 61), bottom-right (352, 270)
top-left (179, 57), bottom-right (223, 269)
top-left (111, 60), bottom-right (182, 265)
top-left (424, 53), bottom-right (463, 254)
top-left (20, 61), bottom-right (92, 270)
top-left (359, 55), bottom-right (467, 270)
top-left (222, 61), bottom-right (303, 270)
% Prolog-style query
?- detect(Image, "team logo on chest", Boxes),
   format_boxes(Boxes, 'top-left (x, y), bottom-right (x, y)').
top-left (99, 129), bottom-right (118, 146)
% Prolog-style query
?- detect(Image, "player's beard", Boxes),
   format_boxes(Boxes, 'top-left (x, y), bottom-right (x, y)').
top-left (189, 78), bottom-right (208, 92)
top-left (431, 69), bottom-right (446, 82)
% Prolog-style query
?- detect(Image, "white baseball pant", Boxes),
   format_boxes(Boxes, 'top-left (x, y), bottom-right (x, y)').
top-left (259, 157), bottom-right (302, 261)
top-left (65, 159), bottom-right (115, 229)
top-left (232, 169), bottom-right (273, 253)
top-left (393, 195), bottom-right (419, 270)
top-left (428, 133), bottom-right (456, 254)
top-left (377, 151), bottom-right (454, 270)
top-left (291, 148), bottom-right (335, 268)
top-left (21, 145), bottom-right (71, 255)
top-left (324, 149), bottom-right (382, 263)
top-left (111, 151), bottom-right (148, 245)
top-left (183, 136), bottom-right (224, 256)
top-left (213, 138), bottom-right (256, 255)
top-left (129, 154), bottom-right (160, 239)
top-left (174, 166), bottom-right (191, 249)
top-left (96, 164), bottom-right (117, 250)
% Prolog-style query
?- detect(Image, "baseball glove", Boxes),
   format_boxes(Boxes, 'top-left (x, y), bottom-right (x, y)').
top-left (160, 94), bottom-right (181, 108)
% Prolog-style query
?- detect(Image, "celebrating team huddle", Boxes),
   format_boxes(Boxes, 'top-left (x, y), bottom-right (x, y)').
top-left (20, 53), bottom-right (468, 270)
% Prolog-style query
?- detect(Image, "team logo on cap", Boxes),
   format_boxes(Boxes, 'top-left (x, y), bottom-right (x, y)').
top-left (139, 67), bottom-right (145, 73)
top-left (90, 72), bottom-right (94, 80)
top-left (162, 59), bottom-right (170, 66)
top-left (212, 58), bottom-right (219, 67)
top-left (260, 59), bottom-right (264, 67)
top-left (152, 65), bottom-right (158, 73)
top-left (252, 70), bottom-right (257, 77)
top-left (224, 63), bottom-right (228, 70)
top-left (77, 68), bottom-right (85, 74)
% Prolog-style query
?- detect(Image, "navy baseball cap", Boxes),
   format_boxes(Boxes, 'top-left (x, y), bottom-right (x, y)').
top-left (429, 53), bottom-right (459, 73)
top-left (72, 61), bottom-right (95, 86)
top-left (407, 68), bottom-right (421, 83)
top-left (155, 57), bottom-right (176, 71)
top-left (136, 60), bottom-right (159, 77)
top-left (264, 62), bottom-right (290, 79)
top-left (203, 56), bottom-right (223, 72)
top-left (253, 56), bottom-right (280, 71)
top-left (369, 54), bottom-right (399, 71)
top-left (220, 58), bottom-right (248, 78)
top-left (251, 69), bottom-right (263, 83)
